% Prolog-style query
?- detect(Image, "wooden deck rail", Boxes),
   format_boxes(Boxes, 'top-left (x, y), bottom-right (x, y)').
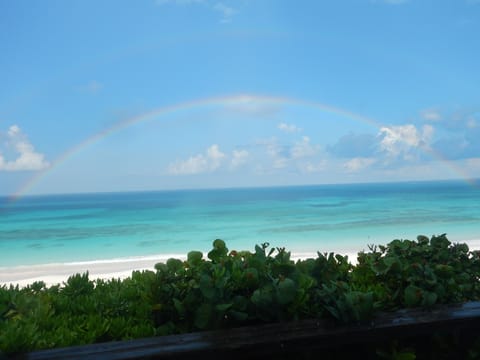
top-left (21, 301), bottom-right (480, 360)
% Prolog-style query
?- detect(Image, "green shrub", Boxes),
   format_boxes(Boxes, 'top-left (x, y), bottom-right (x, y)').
top-left (1, 234), bottom-right (479, 356)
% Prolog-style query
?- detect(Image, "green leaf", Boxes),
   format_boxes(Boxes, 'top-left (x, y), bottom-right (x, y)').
top-left (422, 291), bottom-right (438, 307)
top-left (61, 272), bottom-right (94, 298)
top-left (277, 278), bottom-right (296, 305)
top-left (350, 291), bottom-right (374, 321)
top-left (213, 239), bottom-right (227, 250)
top-left (404, 285), bottom-right (422, 307)
top-left (208, 240), bottom-right (229, 262)
top-left (215, 303), bottom-right (232, 313)
top-left (232, 295), bottom-right (248, 311)
top-left (199, 275), bottom-right (215, 300)
top-left (166, 258), bottom-right (183, 273)
top-left (251, 287), bottom-right (273, 307)
top-left (194, 303), bottom-right (212, 329)
top-left (430, 234), bottom-right (450, 249)
top-left (187, 251), bottom-right (203, 267)
top-left (244, 268), bottom-right (259, 287)
top-left (173, 298), bottom-right (185, 316)
top-left (154, 262), bottom-right (168, 272)
top-left (229, 310), bottom-right (248, 321)
top-left (383, 257), bottom-right (401, 274)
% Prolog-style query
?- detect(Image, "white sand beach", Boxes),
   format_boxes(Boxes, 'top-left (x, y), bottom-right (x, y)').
top-left (0, 254), bottom-right (186, 288)
top-left (0, 250), bottom-right (362, 288)
top-left (2, 239), bottom-right (479, 288)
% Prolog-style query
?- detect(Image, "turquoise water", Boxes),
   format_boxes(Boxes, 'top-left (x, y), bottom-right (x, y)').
top-left (1, 180), bottom-right (480, 267)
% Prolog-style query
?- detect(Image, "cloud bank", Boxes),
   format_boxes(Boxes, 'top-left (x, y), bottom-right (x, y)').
top-left (168, 144), bottom-right (250, 175)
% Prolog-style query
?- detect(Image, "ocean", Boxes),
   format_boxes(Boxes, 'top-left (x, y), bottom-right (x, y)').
top-left (1, 180), bottom-right (480, 269)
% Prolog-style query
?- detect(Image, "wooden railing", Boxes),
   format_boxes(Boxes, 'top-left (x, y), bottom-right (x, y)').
top-left (21, 301), bottom-right (480, 360)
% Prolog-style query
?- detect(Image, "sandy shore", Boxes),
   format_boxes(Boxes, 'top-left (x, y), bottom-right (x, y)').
top-left (0, 250), bottom-right (360, 288)
top-left (0, 254), bottom-right (188, 288)
top-left (2, 239), bottom-right (479, 288)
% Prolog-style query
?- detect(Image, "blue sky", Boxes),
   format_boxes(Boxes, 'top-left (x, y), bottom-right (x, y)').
top-left (1, 0), bottom-right (479, 196)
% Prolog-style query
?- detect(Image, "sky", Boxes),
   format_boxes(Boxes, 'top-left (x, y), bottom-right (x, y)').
top-left (1, 0), bottom-right (480, 196)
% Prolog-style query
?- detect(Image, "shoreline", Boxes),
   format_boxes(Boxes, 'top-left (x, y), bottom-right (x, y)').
top-left (0, 250), bottom-right (360, 288)
top-left (0, 253), bottom-right (187, 288)
top-left (2, 239), bottom-right (480, 288)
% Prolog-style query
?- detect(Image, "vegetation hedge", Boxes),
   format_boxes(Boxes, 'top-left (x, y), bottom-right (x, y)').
top-left (1, 234), bottom-right (480, 357)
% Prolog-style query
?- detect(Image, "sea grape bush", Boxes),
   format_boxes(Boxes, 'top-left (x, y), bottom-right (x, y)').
top-left (352, 234), bottom-right (480, 310)
top-left (1, 234), bottom-right (480, 355)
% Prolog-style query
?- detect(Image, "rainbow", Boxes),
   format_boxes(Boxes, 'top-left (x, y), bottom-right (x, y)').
top-left (8, 93), bottom-right (478, 202)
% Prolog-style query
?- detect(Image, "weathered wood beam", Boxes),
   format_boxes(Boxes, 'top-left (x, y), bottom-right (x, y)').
top-left (23, 301), bottom-right (480, 360)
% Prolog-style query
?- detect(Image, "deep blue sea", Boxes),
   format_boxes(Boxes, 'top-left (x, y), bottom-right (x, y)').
top-left (1, 180), bottom-right (480, 267)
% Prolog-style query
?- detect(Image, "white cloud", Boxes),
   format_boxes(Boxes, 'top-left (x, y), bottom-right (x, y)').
top-left (278, 122), bottom-right (302, 133)
top-left (379, 124), bottom-right (434, 159)
top-left (206, 144), bottom-right (225, 163)
top-left (421, 109), bottom-right (442, 121)
top-left (258, 135), bottom-right (322, 172)
top-left (272, 157), bottom-right (288, 169)
top-left (8, 124), bottom-right (21, 137)
top-left (290, 136), bottom-right (319, 159)
top-left (259, 137), bottom-right (281, 157)
top-left (422, 124), bottom-right (434, 143)
top-left (231, 149), bottom-right (249, 169)
top-left (168, 145), bottom-right (250, 174)
top-left (167, 144), bottom-right (226, 175)
top-left (258, 137), bottom-right (288, 169)
top-left (343, 157), bottom-right (377, 173)
top-left (0, 125), bottom-right (50, 171)
top-left (299, 160), bottom-right (327, 174)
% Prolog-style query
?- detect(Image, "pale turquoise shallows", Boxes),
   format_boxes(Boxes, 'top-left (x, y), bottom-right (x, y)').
top-left (1, 180), bottom-right (479, 267)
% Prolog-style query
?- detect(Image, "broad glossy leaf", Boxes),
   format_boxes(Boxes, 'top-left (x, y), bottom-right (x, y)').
top-left (277, 278), bottom-right (296, 305)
